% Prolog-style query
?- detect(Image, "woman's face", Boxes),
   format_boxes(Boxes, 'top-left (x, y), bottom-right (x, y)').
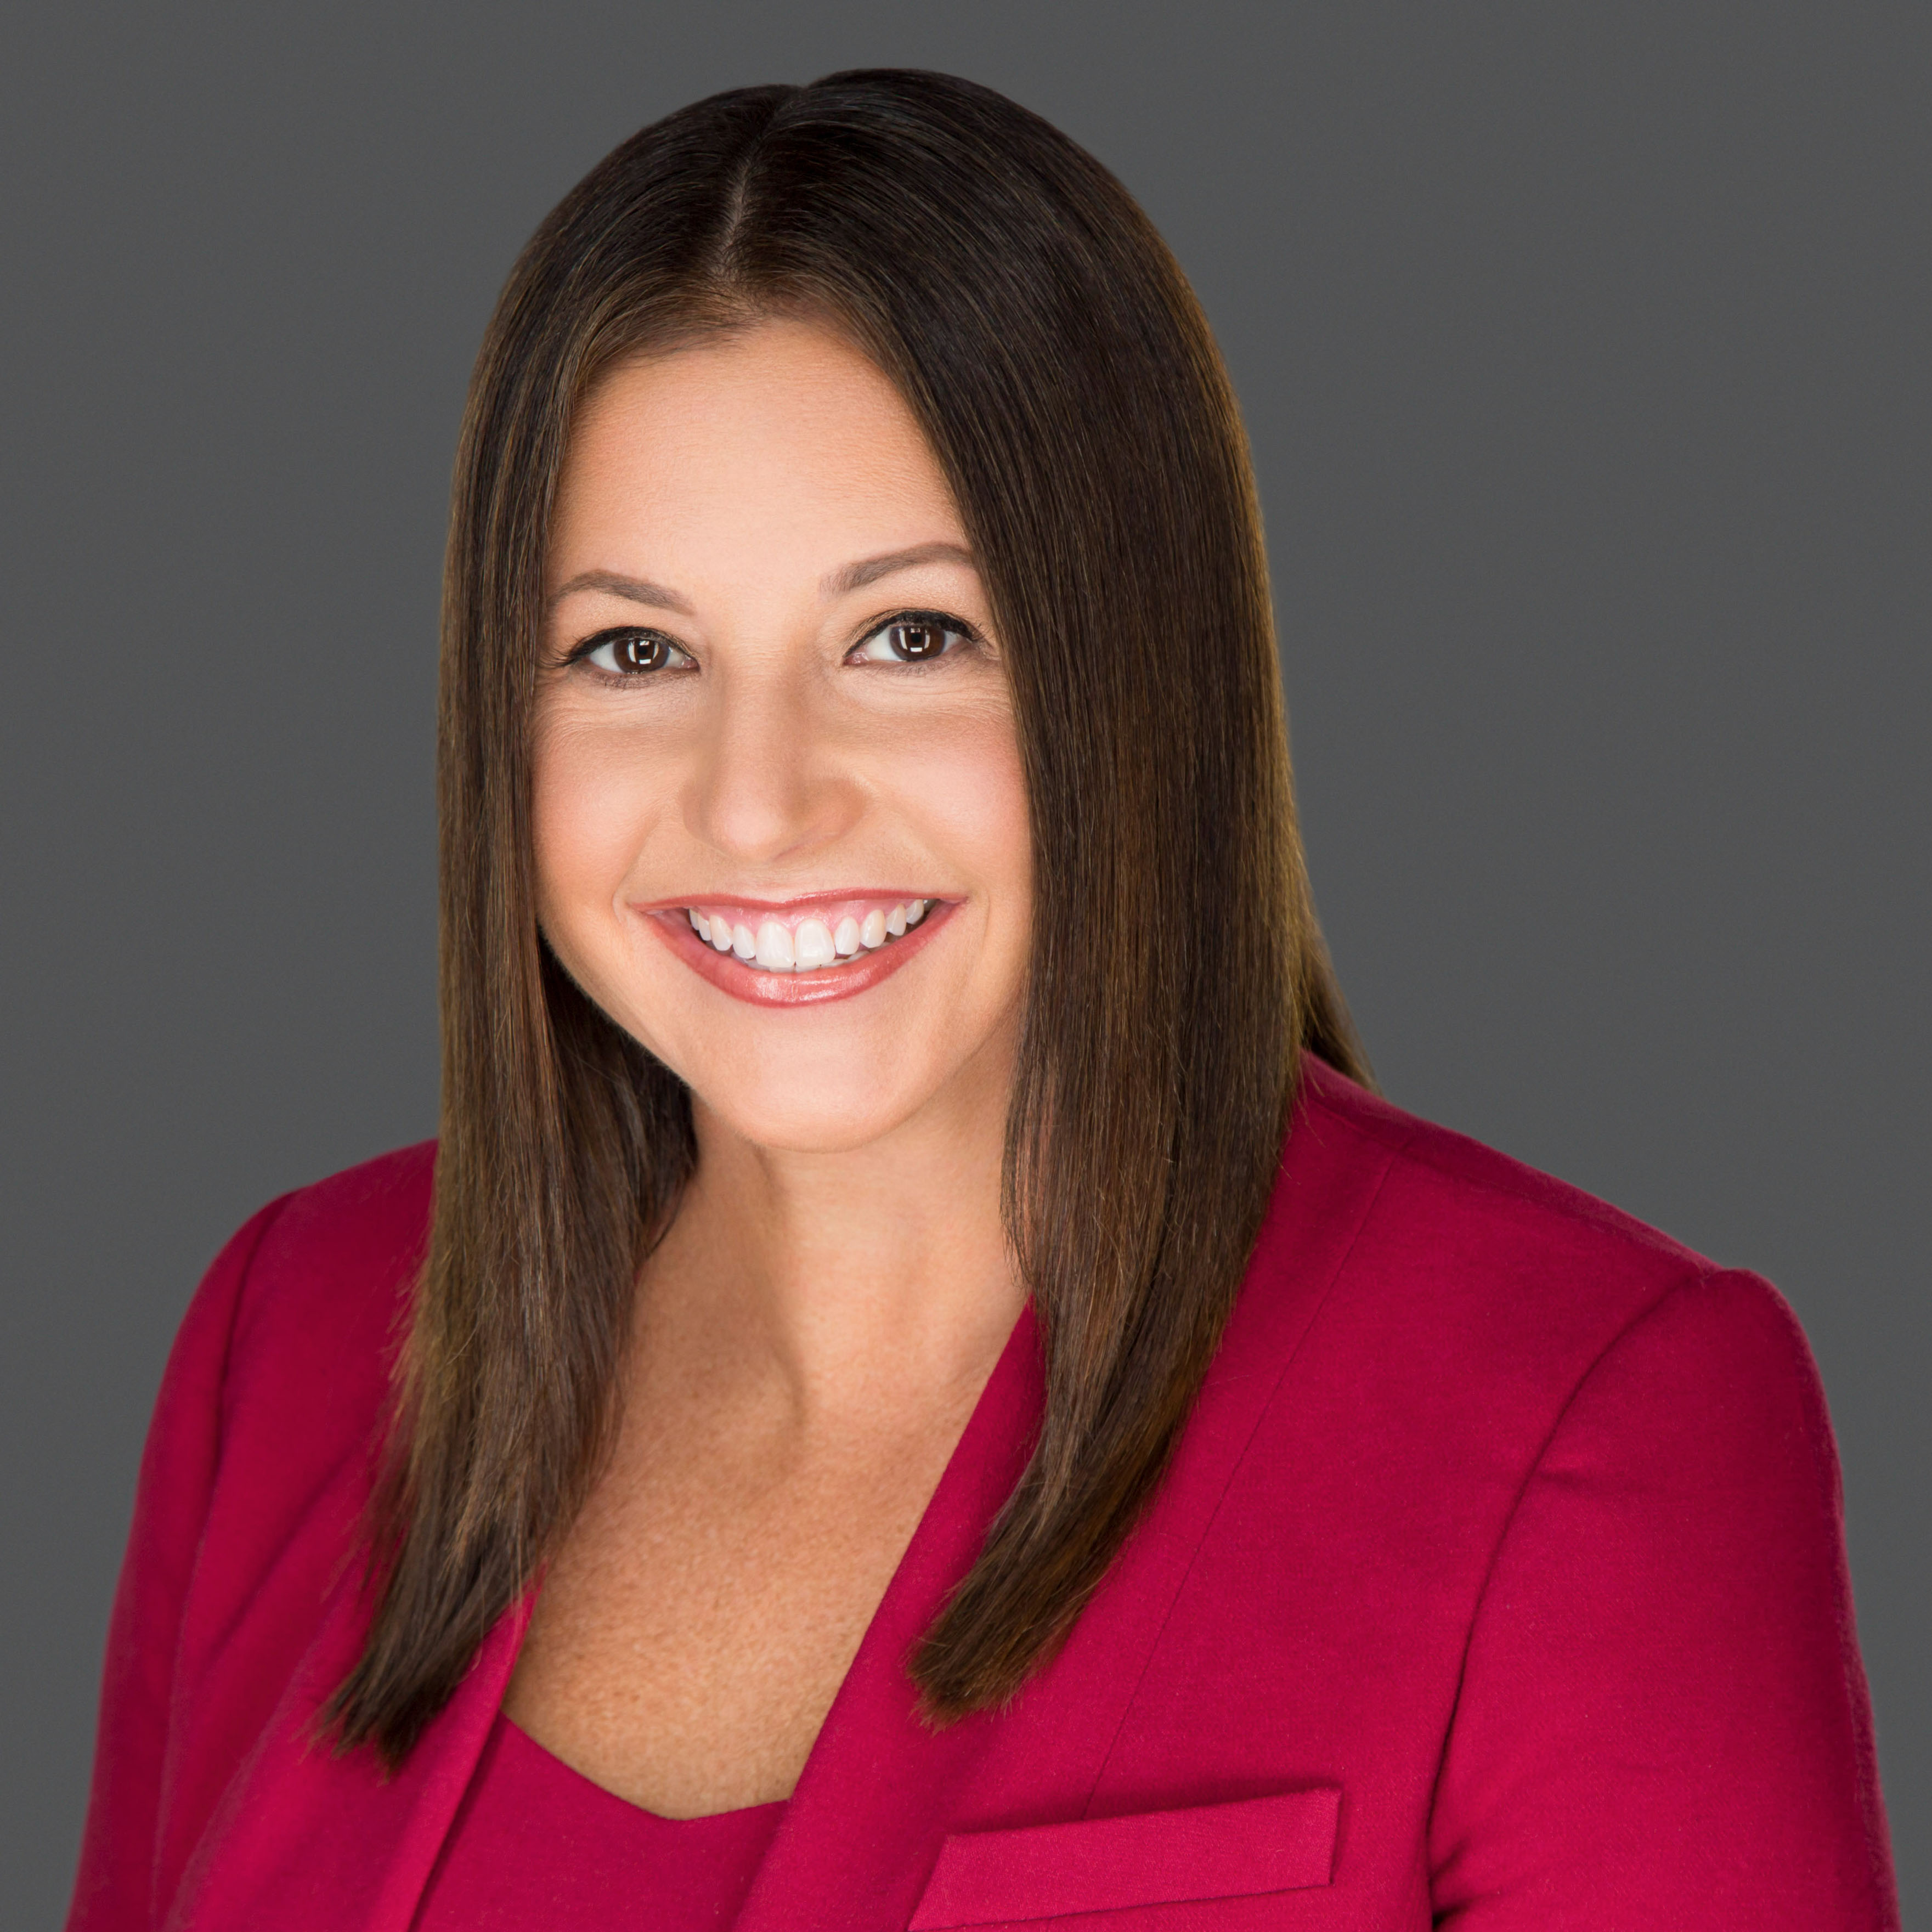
top-left (534, 319), bottom-right (1031, 1155)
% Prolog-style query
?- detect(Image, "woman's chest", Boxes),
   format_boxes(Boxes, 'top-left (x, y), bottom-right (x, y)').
top-left (502, 1409), bottom-right (968, 1816)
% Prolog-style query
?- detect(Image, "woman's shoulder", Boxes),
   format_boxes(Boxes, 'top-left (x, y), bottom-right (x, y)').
top-left (218, 1139), bottom-right (437, 1405)
top-left (171, 1142), bottom-right (436, 1498)
top-left (1272, 1059), bottom-right (1812, 1429)
top-left (1294, 1054), bottom-right (1750, 1293)
top-left (1298, 1054), bottom-right (1707, 1276)
top-left (1207, 1067), bottom-right (1892, 1929)
top-left (70, 1144), bottom-right (439, 1924)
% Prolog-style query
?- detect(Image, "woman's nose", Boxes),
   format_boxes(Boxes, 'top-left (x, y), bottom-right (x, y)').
top-left (681, 669), bottom-right (861, 866)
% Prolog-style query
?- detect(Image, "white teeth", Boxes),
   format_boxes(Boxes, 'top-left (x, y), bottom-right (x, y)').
top-left (754, 919), bottom-right (795, 970)
top-left (697, 901), bottom-right (934, 967)
top-left (795, 918), bottom-right (835, 970)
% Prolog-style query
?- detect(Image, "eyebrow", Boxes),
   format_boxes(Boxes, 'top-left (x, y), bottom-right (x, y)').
top-left (822, 541), bottom-right (976, 597)
top-left (546, 541), bottom-right (976, 616)
top-left (546, 569), bottom-right (695, 615)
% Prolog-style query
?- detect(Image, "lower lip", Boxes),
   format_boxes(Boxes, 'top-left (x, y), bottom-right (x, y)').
top-left (642, 901), bottom-right (957, 1007)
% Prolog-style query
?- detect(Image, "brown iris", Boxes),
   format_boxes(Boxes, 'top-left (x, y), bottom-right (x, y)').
top-left (612, 631), bottom-right (671, 672)
top-left (888, 622), bottom-right (946, 659)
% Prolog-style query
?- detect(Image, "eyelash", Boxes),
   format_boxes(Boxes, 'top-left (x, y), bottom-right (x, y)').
top-left (562, 628), bottom-right (694, 677)
top-left (561, 609), bottom-right (985, 679)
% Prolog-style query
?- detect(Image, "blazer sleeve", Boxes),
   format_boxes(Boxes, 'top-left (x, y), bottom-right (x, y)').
top-left (1427, 1266), bottom-right (1899, 1930)
top-left (65, 1197), bottom-right (291, 1932)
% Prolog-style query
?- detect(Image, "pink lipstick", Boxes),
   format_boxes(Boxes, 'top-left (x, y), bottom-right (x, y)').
top-left (636, 891), bottom-right (954, 1007)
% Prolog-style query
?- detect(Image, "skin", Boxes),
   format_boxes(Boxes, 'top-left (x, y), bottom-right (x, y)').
top-left (503, 318), bottom-right (1033, 1817)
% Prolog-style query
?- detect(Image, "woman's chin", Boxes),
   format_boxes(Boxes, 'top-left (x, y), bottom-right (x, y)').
top-left (690, 1084), bottom-right (934, 1157)
top-left (674, 1027), bottom-right (1014, 1156)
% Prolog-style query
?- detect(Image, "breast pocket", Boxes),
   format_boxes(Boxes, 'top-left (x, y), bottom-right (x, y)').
top-left (908, 1786), bottom-right (1341, 1929)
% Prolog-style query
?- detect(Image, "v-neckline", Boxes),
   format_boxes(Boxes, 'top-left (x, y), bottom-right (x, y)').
top-left (498, 1710), bottom-right (789, 1826)
top-left (771, 1292), bottom-right (1042, 1767)
top-left (726, 1296), bottom-right (1047, 1929)
top-left (501, 1293), bottom-right (1046, 1823)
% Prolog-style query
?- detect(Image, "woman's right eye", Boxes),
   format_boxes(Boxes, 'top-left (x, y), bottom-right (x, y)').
top-left (571, 628), bottom-right (694, 675)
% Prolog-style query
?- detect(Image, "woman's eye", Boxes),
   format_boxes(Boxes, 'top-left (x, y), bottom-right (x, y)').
top-left (849, 614), bottom-right (974, 664)
top-left (574, 628), bottom-right (692, 675)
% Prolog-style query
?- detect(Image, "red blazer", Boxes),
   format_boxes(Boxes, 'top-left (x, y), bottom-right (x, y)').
top-left (67, 1060), bottom-right (1899, 1929)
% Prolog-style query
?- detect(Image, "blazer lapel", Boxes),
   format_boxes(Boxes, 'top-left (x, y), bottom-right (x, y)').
top-left (731, 1302), bottom-right (1046, 1932)
top-left (163, 1575), bottom-right (531, 1932)
top-left (1004, 1060), bottom-right (1406, 1823)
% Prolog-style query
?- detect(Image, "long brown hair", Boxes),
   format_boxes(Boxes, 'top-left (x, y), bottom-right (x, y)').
top-left (329, 68), bottom-right (1366, 1766)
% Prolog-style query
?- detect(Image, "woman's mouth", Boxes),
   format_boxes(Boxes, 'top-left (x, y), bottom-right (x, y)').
top-left (640, 892), bottom-right (953, 1005)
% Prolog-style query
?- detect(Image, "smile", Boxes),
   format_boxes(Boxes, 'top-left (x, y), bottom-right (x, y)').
top-left (642, 893), bottom-right (953, 1007)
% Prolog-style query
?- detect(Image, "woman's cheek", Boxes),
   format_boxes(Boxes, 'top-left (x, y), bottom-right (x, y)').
top-left (895, 694), bottom-right (1029, 882)
top-left (532, 714), bottom-right (660, 946)
top-left (953, 712), bottom-right (1032, 956)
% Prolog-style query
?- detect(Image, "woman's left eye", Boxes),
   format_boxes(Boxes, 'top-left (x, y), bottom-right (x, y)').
top-left (848, 614), bottom-right (975, 664)
top-left (571, 628), bottom-right (693, 675)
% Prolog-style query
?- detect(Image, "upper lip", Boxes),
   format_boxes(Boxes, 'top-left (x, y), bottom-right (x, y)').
top-left (630, 889), bottom-right (940, 916)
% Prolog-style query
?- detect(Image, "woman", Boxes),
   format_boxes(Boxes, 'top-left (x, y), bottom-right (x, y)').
top-left (67, 70), bottom-right (1896, 1931)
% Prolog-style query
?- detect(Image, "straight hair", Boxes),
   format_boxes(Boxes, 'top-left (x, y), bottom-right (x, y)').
top-left (329, 68), bottom-right (1366, 1766)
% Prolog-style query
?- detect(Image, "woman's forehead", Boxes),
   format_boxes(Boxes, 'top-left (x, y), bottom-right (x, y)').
top-left (551, 321), bottom-right (970, 598)
top-left (569, 322), bottom-right (936, 489)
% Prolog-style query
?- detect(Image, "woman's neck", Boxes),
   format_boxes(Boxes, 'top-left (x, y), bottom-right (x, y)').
top-left (639, 1041), bottom-right (1025, 1434)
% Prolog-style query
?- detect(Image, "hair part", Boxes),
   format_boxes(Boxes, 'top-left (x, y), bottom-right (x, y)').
top-left (327, 67), bottom-right (1366, 1766)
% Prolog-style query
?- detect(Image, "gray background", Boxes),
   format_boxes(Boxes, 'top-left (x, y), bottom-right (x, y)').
top-left (3, 2), bottom-right (1924, 1919)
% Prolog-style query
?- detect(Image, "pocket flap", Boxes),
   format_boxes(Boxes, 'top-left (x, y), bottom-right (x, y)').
top-left (908, 1786), bottom-right (1341, 1927)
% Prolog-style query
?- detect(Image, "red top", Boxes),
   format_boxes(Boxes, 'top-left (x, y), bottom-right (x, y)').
top-left (65, 1060), bottom-right (1900, 1930)
top-left (415, 1715), bottom-right (784, 1931)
